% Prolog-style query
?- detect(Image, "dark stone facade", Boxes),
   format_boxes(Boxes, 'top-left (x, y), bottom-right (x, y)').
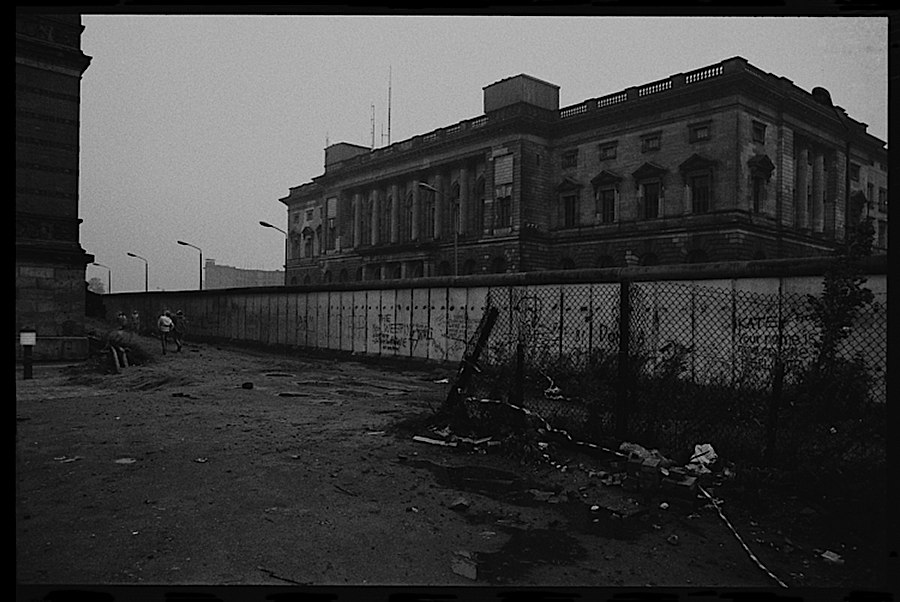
top-left (16, 13), bottom-right (93, 360)
top-left (280, 57), bottom-right (887, 286)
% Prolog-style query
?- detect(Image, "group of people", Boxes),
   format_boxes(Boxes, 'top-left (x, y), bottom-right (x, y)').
top-left (156, 309), bottom-right (187, 355)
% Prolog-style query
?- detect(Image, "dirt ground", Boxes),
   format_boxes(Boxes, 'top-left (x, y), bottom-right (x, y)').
top-left (15, 328), bottom-right (892, 599)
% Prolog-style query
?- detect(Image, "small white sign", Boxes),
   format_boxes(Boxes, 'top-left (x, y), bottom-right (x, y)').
top-left (20, 331), bottom-right (37, 346)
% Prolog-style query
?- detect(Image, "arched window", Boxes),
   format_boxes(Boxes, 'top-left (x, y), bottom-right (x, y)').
top-left (462, 259), bottom-right (477, 275)
top-left (303, 275), bottom-right (311, 285)
top-left (437, 261), bottom-right (452, 276)
top-left (640, 253), bottom-right (659, 267)
top-left (491, 256), bottom-right (507, 274)
top-left (290, 276), bottom-right (298, 285)
top-left (355, 266), bottom-right (363, 282)
top-left (338, 269), bottom-right (349, 283)
top-left (323, 270), bottom-right (333, 283)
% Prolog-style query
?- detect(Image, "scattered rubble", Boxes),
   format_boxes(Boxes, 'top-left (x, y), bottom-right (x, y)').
top-left (451, 551), bottom-right (478, 580)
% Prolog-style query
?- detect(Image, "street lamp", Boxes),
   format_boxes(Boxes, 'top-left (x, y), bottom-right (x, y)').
top-left (260, 220), bottom-right (289, 271)
top-left (91, 262), bottom-right (111, 294)
top-left (177, 240), bottom-right (203, 290)
top-left (418, 181), bottom-right (458, 277)
top-left (126, 252), bottom-right (148, 292)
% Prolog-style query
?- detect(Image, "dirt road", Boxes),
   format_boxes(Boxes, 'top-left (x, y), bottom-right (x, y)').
top-left (15, 336), bottom-right (882, 597)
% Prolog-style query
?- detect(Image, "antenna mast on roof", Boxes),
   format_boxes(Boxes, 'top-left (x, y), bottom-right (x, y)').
top-left (370, 104), bottom-right (375, 149)
top-left (387, 65), bottom-right (392, 146)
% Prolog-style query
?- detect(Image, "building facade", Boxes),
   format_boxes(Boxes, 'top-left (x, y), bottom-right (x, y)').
top-left (204, 259), bottom-right (284, 289)
top-left (16, 13), bottom-right (94, 360)
top-left (279, 57), bottom-right (887, 285)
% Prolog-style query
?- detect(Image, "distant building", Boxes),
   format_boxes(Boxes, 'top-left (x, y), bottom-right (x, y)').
top-left (278, 56), bottom-right (887, 284)
top-left (204, 259), bottom-right (284, 289)
top-left (16, 13), bottom-right (94, 360)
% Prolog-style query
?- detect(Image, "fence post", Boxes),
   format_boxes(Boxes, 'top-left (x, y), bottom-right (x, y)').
top-left (616, 280), bottom-right (631, 441)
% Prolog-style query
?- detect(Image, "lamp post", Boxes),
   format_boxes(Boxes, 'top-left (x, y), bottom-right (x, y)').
top-left (177, 240), bottom-right (203, 290)
top-left (418, 181), bottom-right (458, 276)
top-left (126, 252), bottom-right (148, 292)
top-left (259, 220), bottom-right (289, 272)
top-left (91, 262), bottom-right (111, 294)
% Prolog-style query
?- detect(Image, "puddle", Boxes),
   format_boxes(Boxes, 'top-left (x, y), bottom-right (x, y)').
top-left (476, 528), bottom-right (587, 584)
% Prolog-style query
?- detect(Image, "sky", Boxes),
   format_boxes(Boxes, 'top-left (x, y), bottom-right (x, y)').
top-left (77, 15), bottom-right (889, 293)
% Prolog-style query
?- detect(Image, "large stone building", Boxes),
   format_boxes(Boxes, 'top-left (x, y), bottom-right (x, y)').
top-left (16, 13), bottom-right (94, 360)
top-left (279, 56), bottom-right (887, 285)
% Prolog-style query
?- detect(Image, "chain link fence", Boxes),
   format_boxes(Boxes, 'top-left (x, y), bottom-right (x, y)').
top-left (450, 278), bottom-right (886, 469)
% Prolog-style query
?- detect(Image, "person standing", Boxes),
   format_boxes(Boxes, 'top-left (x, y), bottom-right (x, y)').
top-left (172, 309), bottom-right (187, 352)
top-left (130, 310), bottom-right (141, 335)
top-left (157, 310), bottom-right (174, 355)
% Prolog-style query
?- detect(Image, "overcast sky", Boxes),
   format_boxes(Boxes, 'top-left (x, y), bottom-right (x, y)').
top-left (78, 15), bottom-right (888, 293)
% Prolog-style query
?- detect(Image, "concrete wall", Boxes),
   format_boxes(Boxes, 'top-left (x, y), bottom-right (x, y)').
top-left (102, 257), bottom-right (886, 399)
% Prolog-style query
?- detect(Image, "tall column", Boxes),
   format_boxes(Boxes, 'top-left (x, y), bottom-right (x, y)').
top-left (352, 192), bottom-right (361, 248)
top-left (433, 173), bottom-right (444, 239)
top-left (370, 189), bottom-right (381, 245)
top-left (796, 145), bottom-right (809, 230)
top-left (459, 166), bottom-right (470, 236)
top-left (389, 183), bottom-right (399, 243)
top-left (410, 178), bottom-right (420, 241)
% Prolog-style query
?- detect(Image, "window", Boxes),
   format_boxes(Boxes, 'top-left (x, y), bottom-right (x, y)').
top-left (752, 121), bottom-right (767, 143)
top-left (292, 213), bottom-right (299, 224)
top-left (462, 259), bottom-right (477, 275)
top-left (562, 149), bottom-right (579, 169)
top-left (597, 188), bottom-right (616, 223)
top-left (878, 187), bottom-right (887, 213)
top-left (423, 190), bottom-right (435, 239)
top-left (475, 176), bottom-right (486, 233)
top-left (306, 209), bottom-right (314, 221)
top-left (690, 174), bottom-right (711, 214)
top-left (642, 181), bottom-right (661, 219)
top-left (686, 249), bottom-right (708, 264)
top-left (640, 253), bottom-right (659, 266)
top-left (877, 221), bottom-right (887, 248)
top-left (404, 191), bottom-right (414, 241)
top-left (560, 258), bottom-right (576, 270)
top-left (689, 122), bottom-right (711, 143)
top-left (326, 218), bottom-right (336, 250)
top-left (641, 133), bottom-right (661, 152)
top-left (752, 176), bottom-right (767, 213)
top-left (562, 194), bottom-right (579, 227)
top-left (495, 184), bottom-right (512, 228)
top-left (491, 256), bottom-right (507, 274)
top-left (598, 142), bottom-right (617, 160)
top-left (850, 164), bottom-right (860, 181)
